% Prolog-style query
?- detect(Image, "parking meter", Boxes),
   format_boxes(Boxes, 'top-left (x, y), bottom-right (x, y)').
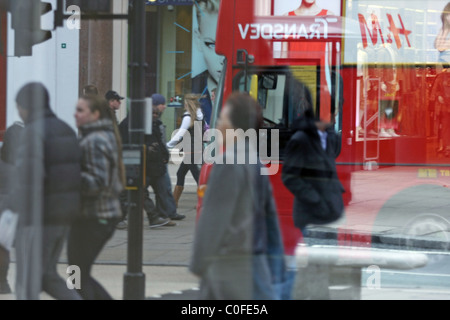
top-left (123, 145), bottom-right (146, 190)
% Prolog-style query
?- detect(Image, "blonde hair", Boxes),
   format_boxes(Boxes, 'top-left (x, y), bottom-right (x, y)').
top-left (184, 93), bottom-right (203, 127)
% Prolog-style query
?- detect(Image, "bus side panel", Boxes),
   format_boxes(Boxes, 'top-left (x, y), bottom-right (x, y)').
top-left (268, 169), bottom-right (300, 256)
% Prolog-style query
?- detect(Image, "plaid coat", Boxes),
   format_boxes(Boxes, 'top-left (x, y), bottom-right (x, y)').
top-left (78, 119), bottom-right (123, 220)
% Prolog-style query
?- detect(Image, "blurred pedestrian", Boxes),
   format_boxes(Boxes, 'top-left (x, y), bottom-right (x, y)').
top-left (13, 82), bottom-right (82, 300)
top-left (0, 121), bottom-right (23, 294)
top-left (167, 94), bottom-right (204, 208)
top-left (68, 95), bottom-right (125, 300)
top-left (281, 102), bottom-right (344, 299)
top-left (190, 92), bottom-right (285, 300)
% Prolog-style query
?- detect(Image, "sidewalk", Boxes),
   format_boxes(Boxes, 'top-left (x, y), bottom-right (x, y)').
top-left (1, 190), bottom-right (200, 301)
top-left (2, 164), bottom-right (450, 300)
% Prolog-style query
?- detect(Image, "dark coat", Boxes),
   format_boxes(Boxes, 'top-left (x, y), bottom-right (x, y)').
top-left (119, 115), bottom-right (170, 177)
top-left (190, 144), bottom-right (285, 299)
top-left (282, 110), bottom-right (345, 231)
top-left (118, 116), bottom-right (129, 145)
top-left (1, 121), bottom-right (24, 164)
top-left (0, 159), bottom-right (12, 212)
top-left (14, 109), bottom-right (81, 225)
top-left (145, 118), bottom-right (169, 177)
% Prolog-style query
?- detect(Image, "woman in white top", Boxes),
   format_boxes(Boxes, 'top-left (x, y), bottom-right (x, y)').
top-left (167, 94), bottom-right (204, 206)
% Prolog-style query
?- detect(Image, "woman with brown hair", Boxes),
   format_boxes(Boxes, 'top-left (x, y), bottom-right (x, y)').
top-left (68, 95), bottom-right (125, 300)
top-left (167, 94), bottom-right (205, 208)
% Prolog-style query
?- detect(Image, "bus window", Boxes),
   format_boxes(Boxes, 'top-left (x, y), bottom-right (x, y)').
top-left (232, 67), bottom-right (342, 132)
top-left (232, 66), bottom-right (343, 159)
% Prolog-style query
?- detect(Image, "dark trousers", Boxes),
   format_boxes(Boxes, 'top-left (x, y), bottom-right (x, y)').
top-left (0, 246), bottom-right (9, 283)
top-left (42, 226), bottom-right (82, 300)
top-left (15, 225), bottom-right (82, 300)
top-left (67, 218), bottom-right (118, 300)
top-left (176, 162), bottom-right (200, 187)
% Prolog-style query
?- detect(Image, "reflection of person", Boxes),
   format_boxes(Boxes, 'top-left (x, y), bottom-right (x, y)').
top-left (282, 106), bottom-right (343, 232)
top-left (192, 0), bottom-right (224, 125)
top-left (435, 2), bottom-right (450, 63)
top-left (69, 95), bottom-right (125, 300)
top-left (13, 83), bottom-right (82, 300)
top-left (282, 105), bottom-right (344, 300)
top-left (378, 43), bottom-right (400, 137)
top-left (431, 67), bottom-right (450, 156)
top-left (190, 92), bottom-right (285, 300)
top-left (287, 0), bottom-right (334, 16)
top-left (167, 94), bottom-right (204, 208)
top-left (0, 121), bottom-right (23, 295)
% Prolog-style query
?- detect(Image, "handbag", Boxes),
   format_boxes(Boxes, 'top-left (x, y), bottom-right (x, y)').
top-left (0, 209), bottom-right (19, 251)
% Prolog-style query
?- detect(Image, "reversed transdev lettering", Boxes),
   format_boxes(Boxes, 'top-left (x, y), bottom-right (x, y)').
top-left (238, 18), bottom-right (331, 41)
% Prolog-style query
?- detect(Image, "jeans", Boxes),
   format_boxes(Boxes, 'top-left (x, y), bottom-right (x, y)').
top-left (281, 227), bottom-right (308, 300)
top-left (15, 225), bottom-right (82, 300)
top-left (144, 171), bottom-right (177, 220)
top-left (67, 218), bottom-right (118, 300)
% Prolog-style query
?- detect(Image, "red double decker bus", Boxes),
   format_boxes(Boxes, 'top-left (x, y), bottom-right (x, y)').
top-left (197, 0), bottom-right (450, 259)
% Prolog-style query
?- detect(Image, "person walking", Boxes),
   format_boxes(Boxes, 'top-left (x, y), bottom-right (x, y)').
top-left (13, 82), bottom-right (82, 300)
top-left (116, 93), bottom-right (182, 229)
top-left (68, 95), bottom-right (125, 300)
top-left (281, 104), bottom-right (345, 299)
top-left (190, 92), bottom-right (285, 300)
top-left (0, 121), bottom-right (24, 294)
top-left (167, 94), bottom-right (204, 208)
top-left (144, 94), bottom-right (185, 222)
top-left (105, 90), bottom-right (124, 121)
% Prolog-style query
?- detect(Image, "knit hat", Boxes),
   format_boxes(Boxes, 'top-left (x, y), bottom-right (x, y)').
top-left (152, 93), bottom-right (166, 106)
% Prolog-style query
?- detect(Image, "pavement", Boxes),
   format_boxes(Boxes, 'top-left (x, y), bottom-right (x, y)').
top-left (2, 164), bottom-right (450, 300)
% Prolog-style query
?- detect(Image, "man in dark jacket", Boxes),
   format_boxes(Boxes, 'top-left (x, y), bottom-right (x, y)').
top-left (282, 107), bottom-right (344, 234)
top-left (13, 82), bottom-right (82, 300)
top-left (117, 93), bottom-right (182, 229)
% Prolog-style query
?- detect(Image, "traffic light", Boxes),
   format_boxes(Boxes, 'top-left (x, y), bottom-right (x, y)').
top-left (11, 0), bottom-right (53, 57)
